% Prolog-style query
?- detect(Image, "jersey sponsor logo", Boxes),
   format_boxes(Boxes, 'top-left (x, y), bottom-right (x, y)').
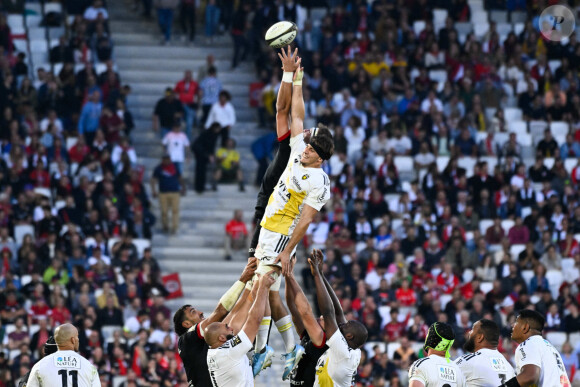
top-left (54, 355), bottom-right (81, 369)
top-left (490, 357), bottom-right (507, 372)
top-left (302, 174), bottom-right (309, 180)
top-left (438, 366), bottom-right (457, 382)
top-left (231, 335), bottom-right (242, 347)
top-left (317, 187), bottom-right (328, 202)
top-left (292, 176), bottom-right (303, 191)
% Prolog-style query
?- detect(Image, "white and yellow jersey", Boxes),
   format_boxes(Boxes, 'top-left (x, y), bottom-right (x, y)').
top-left (314, 331), bottom-right (361, 387)
top-left (26, 350), bottom-right (100, 387)
top-left (261, 135), bottom-right (330, 236)
top-left (455, 348), bottom-right (516, 386)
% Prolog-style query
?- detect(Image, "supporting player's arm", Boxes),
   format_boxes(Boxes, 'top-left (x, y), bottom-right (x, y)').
top-left (500, 366), bottom-right (540, 387)
top-left (409, 381), bottom-right (425, 387)
top-left (241, 271), bottom-right (275, 342)
top-left (200, 258), bottom-right (258, 331)
top-left (313, 249), bottom-right (347, 326)
top-left (290, 65), bottom-right (305, 138)
top-left (309, 252), bottom-right (338, 339)
top-left (223, 279), bottom-right (259, 333)
top-left (275, 204), bottom-right (318, 276)
top-left (285, 255), bottom-right (325, 346)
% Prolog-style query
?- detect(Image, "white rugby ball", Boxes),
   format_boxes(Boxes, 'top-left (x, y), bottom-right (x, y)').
top-left (265, 21), bottom-right (297, 49)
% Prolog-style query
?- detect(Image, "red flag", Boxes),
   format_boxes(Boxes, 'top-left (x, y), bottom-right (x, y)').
top-left (249, 82), bottom-right (264, 107)
top-left (163, 273), bottom-right (183, 299)
top-left (132, 347), bottom-right (142, 376)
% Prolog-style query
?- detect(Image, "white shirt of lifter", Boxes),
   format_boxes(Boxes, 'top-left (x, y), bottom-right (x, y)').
top-left (408, 354), bottom-right (466, 387)
top-left (515, 335), bottom-right (571, 387)
top-left (455, 348), bottom-right (516, 386)
top-left (207, 330), bottom-right (253, 387)
top-left (26, 350), bottom-right (100, 387)
top-left (314, 330), bottom-right (361, 387)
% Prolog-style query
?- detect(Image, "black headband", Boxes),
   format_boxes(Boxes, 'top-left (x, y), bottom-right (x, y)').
top-left (310, 141), bottom-right (331, 161)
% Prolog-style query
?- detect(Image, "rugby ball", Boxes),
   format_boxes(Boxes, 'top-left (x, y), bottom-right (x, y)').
top-left (265, 21), bottom-right (297, 48)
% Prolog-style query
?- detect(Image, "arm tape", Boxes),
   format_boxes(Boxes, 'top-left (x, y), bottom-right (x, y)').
top-left (219, 280), bottom-right (245, 311)
top-left (499, 377), bottom-right (521, 387)
top-left (282, 72), bottom-right (293, 83)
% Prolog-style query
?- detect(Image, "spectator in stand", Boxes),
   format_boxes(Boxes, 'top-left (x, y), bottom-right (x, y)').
top-left (162, 120), bottom-right (190, 174)
top-left (154, 0), bottom-right (179, 44)
top-left (224, 209), bottom-right (248, 261)
top-left (213, 138), bottom-right (244, 192)
top-left (174, 70), bottom-right (199, 139)
top-left (205, 90), bottom-right (236, 147)
top-left (191, 123), bottom-right (221, 194)
top-left (199, 66), bottom-right (222, 125)
top-left (78, 90), bottom-right (102, 145)
top-left (179, 0), bottom-right (196, 43)
top-left (153, 88), bottom-right (184, 138)
top-left (204, 0), bottom-right (220, 44)
top-left (150, 155), bottom-right (185, 234)
top-left (537, 128), bottom-right (559, 157)
top-left (84, 0), bottom-right (109, 21)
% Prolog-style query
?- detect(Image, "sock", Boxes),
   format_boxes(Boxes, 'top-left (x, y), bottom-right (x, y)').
top-left (255, 316), bottom-right (271, 352)
top-left (275, 315), bottom-right (295, 353)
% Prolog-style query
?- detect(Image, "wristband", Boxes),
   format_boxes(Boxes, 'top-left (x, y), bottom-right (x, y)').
top-left (219, 280), bottom-right (245, 311)
top-left (500, 377), bottom-right (521, 387)
top-left (293, 69), bottom-right (303, 86)
top-left (282, 72), bottom-right (293, 83)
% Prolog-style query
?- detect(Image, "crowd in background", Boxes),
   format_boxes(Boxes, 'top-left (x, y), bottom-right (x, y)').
top-left (0, 2), bottom-right (188, 387)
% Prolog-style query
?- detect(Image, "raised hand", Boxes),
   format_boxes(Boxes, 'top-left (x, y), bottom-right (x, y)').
top-left (259, 270), bottom-right (276, 288)
top-left (278, 46), bottom-right (301, 72)
top-left (239, 257), bottom-right (258, 283)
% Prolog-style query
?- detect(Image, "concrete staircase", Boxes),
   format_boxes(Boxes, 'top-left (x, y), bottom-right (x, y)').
top-left (107, 2), bottom-right (299, 385)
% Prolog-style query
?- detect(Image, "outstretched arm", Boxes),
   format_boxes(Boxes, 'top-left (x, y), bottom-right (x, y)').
top-left (241, 271), bottom-right (275, 343)
top-left (200, 258), bottom-right (257, 331)
top-left (223, 279), bottom-right (259, 333)
top-left (276, 47), bottom-right (298, 139)
top-left (286, 256), bottom-right (325, 346)
top-left (314, 249), bottom-right (347, 326)
top-left (309, 253), bottom-right (338, 338)
top-left (290, 66), bottom-right (305, 138)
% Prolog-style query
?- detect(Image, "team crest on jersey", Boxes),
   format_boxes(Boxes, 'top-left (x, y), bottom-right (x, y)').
top-left (302, 174), bottom-right (309, 180)
top-left (231, 335), bottom-right (242, 347)
top-left (54, 355), bottom-right (80, 369)
top-left (438, 366), bottom-right (456, 382)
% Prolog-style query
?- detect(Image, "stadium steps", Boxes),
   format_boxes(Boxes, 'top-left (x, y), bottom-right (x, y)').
top-left (108, 2), bottom-right (300, 385)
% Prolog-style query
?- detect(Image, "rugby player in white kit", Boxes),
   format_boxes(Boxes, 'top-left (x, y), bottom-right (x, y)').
top-left (455, 319), bottom-right (515, 386)
top-left (500, 309), bottom-right (571, 387)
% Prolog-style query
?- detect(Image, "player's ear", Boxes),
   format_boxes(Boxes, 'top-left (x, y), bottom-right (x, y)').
top-left (182, 321), bottom-right (192, 330)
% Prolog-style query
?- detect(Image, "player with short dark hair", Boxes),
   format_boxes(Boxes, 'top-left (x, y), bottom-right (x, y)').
top-left (456, 319), bottom-right (515, 386)
top-left (500, 309), bottom-right (571, 387)
top-left (173, 259), bottom-right (256, 387)
top-left (409, 322), bottom-right (466, 387)
top-left (19, 336), bottom-right (58, 387)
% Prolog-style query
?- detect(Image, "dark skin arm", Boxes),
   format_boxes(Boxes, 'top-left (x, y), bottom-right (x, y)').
top-left (313, 249), bottom-right (347, 326)
top-left (285, 255), bottom-right (325, 346)
top-left (516, 365), bottom-right (541, 386)
top-left (309, 253), bottom-right (338, 338)
top-left (284, 257), bottom-right (305, 335)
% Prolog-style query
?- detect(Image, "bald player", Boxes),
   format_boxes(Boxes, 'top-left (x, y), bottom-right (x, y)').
top-left (27, 323), bottom-right (100, 387)
top-left (205, 271), bottom-right (275, 387)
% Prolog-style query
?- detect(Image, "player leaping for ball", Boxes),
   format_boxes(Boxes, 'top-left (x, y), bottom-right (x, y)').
top-left (250, 48), bottom-right (335, 380)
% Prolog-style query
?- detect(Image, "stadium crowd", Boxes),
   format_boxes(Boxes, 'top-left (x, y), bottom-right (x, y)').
top-left (0, 2), bottom-right (188, 387)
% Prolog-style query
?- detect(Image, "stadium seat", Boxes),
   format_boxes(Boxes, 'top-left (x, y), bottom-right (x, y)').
top-left (378, 306), bottom-right (391, 329)
top-left (102, 325), bottom-right (121, 342)
top-left (387, 342), bottom-right (399, 359)
top-left (457, 157), bottom-right (477, 177)
top-left (14, 224), bottom-right (35, 245)
top-left (28, 27), bottom-right (46, 41)
top-left (479, 219), bottom-right (494, 235)
top-left (133, 238), bottom-right (151, 258)
top-left (107, 237), bottom-right (121, 253)
top-left (508, 120), bottom-right (527, 136)
top-left (494, 132), bottom-right (509, 147)
top-left (521, 206), bottom-right (532, 219)
top-left (509, 244), bottom-right (525, 259)
top-left (433, 9), bottom-right (448, 24)
top-left (569, 332), bottom-right (580, 346)
top-left (546, 332), bottom-right (567, 351)
top-left (25, 15), bottom-right (43, 28)
top-left (66, 137), bottom-right (78, 150)
top-left (554, 134), bottom-right (566, 147)
top-left (29, 39), bottom-right (48, 55)
top-left (9, 349), bottom-right (21, 361)
top-left (374, 155), bottom-right (383, 170)
top-left (521, 270), bottom-right (534, 287)
top-left (480, 156), bottom-right (498, 172)
top-left (7, 15), bottom-right (24, 29)
top-left (401, 181), bottom-right (411, 193)
top-left (474, 23), bottom-right (489, 38)
top-left (548, 60), bottom-right (562, 74)
top-left (388, 197), bottom-right (400, 213)
top-left (372, 218), bottom-right (383, 229)
top-left (431, 268), bottom-right (441, 278)
top-left (12, 39), bottom-right (28, 53)
top-left (514, 22), bottom-right (525, 35)
top-left (511, 11), bottom-right (527, 23)
top-left (440, 294), bottom-right (453, 309)
top-left (413, 21), bottom-right (426, 37)
top-left (485, 107), bottom-right (497, 121)
top-left (575, 234), bottom-right (580, 243)
top-left (518, 133), bottom-right (532, 147)
top-left (480, 282), bottom-right (493, 294)
top-left (455, 22), bottom-right (473, 36)
top-left (501, 219), bottom-right (514, 233)
top-left (436, 156), bottom-right (450, 172)
top-left (471, 11), bottom-right (488, 24)
top-left (44, 2), bottom-right (63, 13)
top-left (546, 270), bottom-right (564, 298)
top-left (54, 200), bottom-right (66, 211)
top-left (429, 70), bottom-right (447, 84)
top-left (364, 341), bottom-right (386, 358)
top-left (543, 157), bottom-right (555, 169)
top-left (504, 107), bottom-right (523, 122)
top-left (393, 156), bottom-right (414, 174)
top-left (112, 377), bottom-right (127, 387)
top-left (391, 218), bottom-right (403, 232)
top-left (490, 11), bottom-right (508, 23)
top-left (463, 268), bottom-right (474, 283)
top-left (465, 231), bottom-right (474, 242)
top-left (564, 158), bottom-right (577, 174)
top-left (529, 120), bottom-right (548, 136)
top-left (20, 274), bottom-right (32, 286)
top-left (550, 121), bottom-right (569, 137)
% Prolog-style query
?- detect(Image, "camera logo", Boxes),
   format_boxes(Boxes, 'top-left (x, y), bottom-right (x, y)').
top-left (540, 5), bottom-right (576, 42)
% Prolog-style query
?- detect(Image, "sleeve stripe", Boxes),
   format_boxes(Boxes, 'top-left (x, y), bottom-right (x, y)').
top-left (313, 332), bottom-right (327, 348)
top-left (278, 131), bottom-right (291, 142)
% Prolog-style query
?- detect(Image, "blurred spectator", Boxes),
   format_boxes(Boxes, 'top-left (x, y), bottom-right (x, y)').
top-left (199, 68), bottom-right (223, 129)
top-left (153, 88), bottom-right (184, 138)
top-left (174, 70), bottom-right (198, 139)
top-left (179, 0), bottom-right (196, 43)
top-left (213, 138), bottom-right (244, 192)
top-left (205, 91), bottom-right (236, 147)
top-left (224, 209), bottom-right (248, 261)
top-left (162, 120), bottom-right (190, 174)
top-left (191, 123), bottom-right (221, 193)
top-left (150, 155), bottom-right (185, 234)
top-left (154, 0), bottom-right (179, 44)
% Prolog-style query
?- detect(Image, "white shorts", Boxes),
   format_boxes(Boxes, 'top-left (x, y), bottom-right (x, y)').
top-left (255, 227), bottom-right (297, 267)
